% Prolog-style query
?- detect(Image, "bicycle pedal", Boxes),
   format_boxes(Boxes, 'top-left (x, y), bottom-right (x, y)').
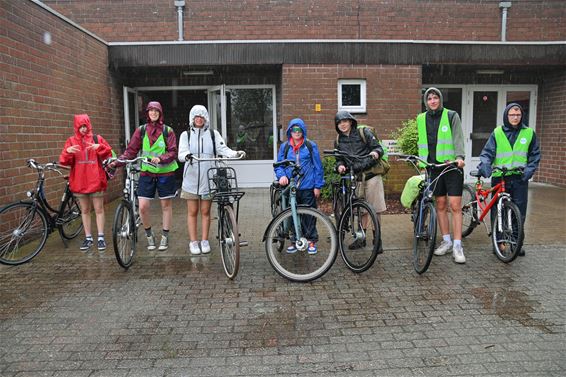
top-left (239, 240), bottom-right (249, 247)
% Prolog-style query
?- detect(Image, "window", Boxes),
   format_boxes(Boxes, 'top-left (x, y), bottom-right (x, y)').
top-left (338, 79), bottom-right (366, 113)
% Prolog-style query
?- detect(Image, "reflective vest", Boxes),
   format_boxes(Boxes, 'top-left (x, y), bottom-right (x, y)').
top-left (141, 128), bottom-right (178, 174)
top-left (417, 108), bottom-right (455, 164)
top-left (492, 126), bottom-right (533, 177)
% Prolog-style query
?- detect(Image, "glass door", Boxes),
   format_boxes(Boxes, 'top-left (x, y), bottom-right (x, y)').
top-left (207, 85), bottom-right (225, 135)
top-left (122, 86), bottom-right (139, 147)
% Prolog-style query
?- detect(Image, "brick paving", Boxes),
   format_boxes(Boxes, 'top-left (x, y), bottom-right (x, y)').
top-left (0, 184), bottom-right (564, 376)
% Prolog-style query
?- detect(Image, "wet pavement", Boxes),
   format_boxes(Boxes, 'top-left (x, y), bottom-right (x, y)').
top-left (1, 183), bottom-right (564, 376)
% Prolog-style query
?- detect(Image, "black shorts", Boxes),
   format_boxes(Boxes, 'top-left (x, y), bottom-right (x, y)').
top-left (430, 168), bottom-right (463, 197)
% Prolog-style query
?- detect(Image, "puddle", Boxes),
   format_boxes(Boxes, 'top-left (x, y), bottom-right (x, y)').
top-left (471, 287), bottom-right (554, 334)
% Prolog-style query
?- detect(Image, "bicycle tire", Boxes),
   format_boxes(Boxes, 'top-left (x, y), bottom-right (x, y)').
top-left (492, 198), bottom-right (523, 263)
top-left (219, 205), bottom-right (240, 279)
top-left (265, 207), bottom-right (338, 282)
top-left (338, 200), bottom-right (380, 273)
top-left (113, 200), bottom-right (136, 269)
top-left (461, 184), bottom-right (477, 238)
top-left (0, 202), bottom-right (49, 265)
top-left (413, 201), bottom-right (437, 274)
top-left (59, 193), bottom-right (83, 240)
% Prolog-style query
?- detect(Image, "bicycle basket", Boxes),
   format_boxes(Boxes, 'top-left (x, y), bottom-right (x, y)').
top-left (208, 166), bottom-right (237, 194)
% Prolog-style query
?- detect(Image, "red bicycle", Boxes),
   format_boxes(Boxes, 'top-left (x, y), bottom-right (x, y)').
top-left (461, 167), bottom-right (524, 263)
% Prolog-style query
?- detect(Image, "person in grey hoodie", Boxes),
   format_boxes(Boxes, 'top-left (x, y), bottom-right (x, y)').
top-left (178, 105), bottom-right (246, 256)
top-left (417, 88), bottom-right (466, 263)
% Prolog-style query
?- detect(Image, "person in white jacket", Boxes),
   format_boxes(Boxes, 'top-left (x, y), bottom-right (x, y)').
top-left (178, 105), bottom-right (246, 255)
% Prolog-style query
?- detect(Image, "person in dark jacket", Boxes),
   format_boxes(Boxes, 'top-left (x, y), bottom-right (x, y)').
top-left (274, 118), bottom-right (325, 254)
top-left (111, 101), bottom-right (179, 252)
top-left (334, 111), bottom-right (385, 253)
top-left (418, 88), bottom-right (466, 263)
top-left (59, 114), bottom-right (113, 252)
top-left (477, 102), bottom-right (541, 257)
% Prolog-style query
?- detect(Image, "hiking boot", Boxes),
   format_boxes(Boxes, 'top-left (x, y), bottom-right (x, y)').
top-left (307, 242), bottom-right (317, 255)
top-left (348, 238), bottom-right (366, 250)
top-left (146, 233), bottom-right (156, 251)
top-left (189, 241), bottom-right (201, 255)
top-left (453, 244), bottom-right (466, 264)
top-left (80, 238), bottom-right (93, 251)
top-left (158, 235), bottom-right (169, 251)
top-left (434, 240), bottom-right (452, 256)
top-left (201, 240), bottom-right (211, 254)
top-left (97, 239), bottom-right (106, 252)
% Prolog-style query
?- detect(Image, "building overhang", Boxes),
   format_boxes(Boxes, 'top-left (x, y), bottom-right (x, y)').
top-left (108, 40), bottom-right (566, 70)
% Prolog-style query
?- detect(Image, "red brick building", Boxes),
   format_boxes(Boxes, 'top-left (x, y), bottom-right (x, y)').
top-left (1, 0), bottom-right (565, 206)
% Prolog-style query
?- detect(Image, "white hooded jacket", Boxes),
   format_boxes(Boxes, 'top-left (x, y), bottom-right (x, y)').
top-left (178, 105), bottom-right (238, 195)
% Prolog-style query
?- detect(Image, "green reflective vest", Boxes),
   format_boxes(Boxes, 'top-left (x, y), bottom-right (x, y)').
top-left (417, 108), bottom-right (455, 164)
top-left (141, 128), bottom-right (178, 174)
top-left (492, 126), bottom-right (533, 177)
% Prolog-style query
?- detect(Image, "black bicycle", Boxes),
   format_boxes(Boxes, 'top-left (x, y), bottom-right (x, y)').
top-left (324, 150), bottom-right (381, 273)
top-left (0, 159), bottom-right (83, 265)
top-left (394, 154), bottom-right (460, 274)
top-left (186, 154), bottom-right (247, 279)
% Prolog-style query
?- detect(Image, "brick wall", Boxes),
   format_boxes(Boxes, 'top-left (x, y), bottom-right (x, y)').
top-left (0, 1), bottom-right (123, 207)
top-left (42, 0), bottom-right (565, 42)
top-left (537, 70), bottom-right (566, 187)
top-left (282, 64), bottom-right (422, 195)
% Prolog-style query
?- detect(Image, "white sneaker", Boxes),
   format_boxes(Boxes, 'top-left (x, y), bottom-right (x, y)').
top-left (201, 240), bottom-right (211, 254)
top-left (453, 244), bottom-right (466, 264)
top-left (146, 233), bottom-right (156, 251)
top-left (157, 235), bottom-right (168, 251)
top-left (434, 240), bottom-right (452, 256)
top-left (189, 241), bottom-right (201, 255)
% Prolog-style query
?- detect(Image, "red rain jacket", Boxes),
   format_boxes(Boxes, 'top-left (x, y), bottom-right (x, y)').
top-left (59, 114), bottom-right (113, 194)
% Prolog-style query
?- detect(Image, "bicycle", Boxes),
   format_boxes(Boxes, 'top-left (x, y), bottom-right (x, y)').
top-left (461, 167), bottom-right (524, 263)
top-left (185, 154), bottom-right (246, 279)
top-left (323, 149), bottom-right (381, 273)
top-left (394, 154), bottom-right (460, 274)
top-left (105, 156), bottom-right (156, 270)
top-left (0, 159), bottom-right (83, 265)
top-left (264, 159), bottom-right (338, 282)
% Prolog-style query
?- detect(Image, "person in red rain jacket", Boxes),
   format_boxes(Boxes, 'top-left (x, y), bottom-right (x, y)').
top-left (59, 114), bottom-right (113, 253)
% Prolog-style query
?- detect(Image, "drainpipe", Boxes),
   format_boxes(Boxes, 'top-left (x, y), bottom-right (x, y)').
top-left (174, 0), bottom-right (185, 41)
top-left (499, 2), bottom-right (512, 41)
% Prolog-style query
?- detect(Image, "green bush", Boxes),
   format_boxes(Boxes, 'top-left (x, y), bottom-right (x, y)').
top-left (321, 156), bottom-right (340, 200)
top-left (392, 117), bottom-right (418, 155)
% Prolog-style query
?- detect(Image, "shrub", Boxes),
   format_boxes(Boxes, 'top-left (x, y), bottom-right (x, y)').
top-left (321, 156), bottom-right (340, 200)
top-left (392, 117), bottom-right (418, 155)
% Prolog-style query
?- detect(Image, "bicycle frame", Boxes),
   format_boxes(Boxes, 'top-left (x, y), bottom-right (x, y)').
top-left (472, 179), bottom-right (507, 223)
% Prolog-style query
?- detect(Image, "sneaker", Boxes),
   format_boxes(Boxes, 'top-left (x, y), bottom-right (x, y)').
top-left (434, 240), bottom-right (452, 256)
top-left (97, 239), bottom-right (106, 251)
top-left (453, 244), bottom-right (466, 264)
top-left (189, 241), bottom-right (201, 255)
top-left (158, 235), bottom-right (169, 251)
top-left (348, 238), bottom-right (366, 250)
top-left (146, 233), bottom-right (156, 251)
top-left (80, 238), bottom-right (93, 251)
top-left (201, 240), bottom-right (211, 254)
top-left (286, 244), bottom-right (297, 254)
top-left (307, 242), bottom-right (317, 255)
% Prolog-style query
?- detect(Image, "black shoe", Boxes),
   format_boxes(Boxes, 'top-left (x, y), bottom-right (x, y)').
top-left (97, 239), bottom-right (106, 251)
top-left (348, 238), bottom-right (366, 250)
top-left (80, 238), bottom-right (94, 251)
top-left (518, 249), bottom-right (525, 257)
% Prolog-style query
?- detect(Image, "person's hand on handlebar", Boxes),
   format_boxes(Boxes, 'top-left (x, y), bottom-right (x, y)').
top-left (278, 176), bottom-right (289, 186)
top-left (370, 151), bottom-right (380, 160)
top-left (337, 165), bottom-right (347, 174)
top-left (150, 157), bottom-right (161, 164)
top-left (236, 150), bottom-right (246, 158)
top-left (454, 159), bottom-right (465, 169)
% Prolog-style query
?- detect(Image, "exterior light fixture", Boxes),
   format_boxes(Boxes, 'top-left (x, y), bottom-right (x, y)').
top-left (182, 70), bottom-right (214, 76)
top-left (476, 69), bottom-right (505, 75)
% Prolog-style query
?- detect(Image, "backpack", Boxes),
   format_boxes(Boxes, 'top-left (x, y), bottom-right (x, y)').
top-left (186, 126), bottom-right (217, 157)
top-left (336, 125), bottom-right (390, 175)
top-left (282, 139), bottom-right (314, 163)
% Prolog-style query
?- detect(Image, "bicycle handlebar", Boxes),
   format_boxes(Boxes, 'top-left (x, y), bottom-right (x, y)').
top-left (390, 153), bottom-right (457, 170)
top-left (184, 154), bottom-right (244, 162)
top-left (104, 156), bottom-right (158, 168)
top-left (323, 149), bottom-right (372, 160)
top-left (27, 159), bottom-right (70, 176)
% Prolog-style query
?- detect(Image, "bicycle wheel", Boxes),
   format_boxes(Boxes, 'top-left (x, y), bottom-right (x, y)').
top-left (413, 201), bottom-right (437, 274)
top-left (461, 184), bottom-right (477, 238)
top-left (265, 207), bottom-right (338, 282)
top-left (219, 205), bottom-right (240, 279)
top-left (0, 202), bottom-right (49, 265)
top-left (113, 200), bottom-right (136, 269)
top-left (492, 198), bottom-right (523, 263)
top-left (58, 193), bottom-right (83, 240)
top-left (338, 201), bottom-right (380, 273)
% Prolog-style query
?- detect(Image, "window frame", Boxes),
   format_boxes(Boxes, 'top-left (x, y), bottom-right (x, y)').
top-left (338, 79), bottom-right (367, 113)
